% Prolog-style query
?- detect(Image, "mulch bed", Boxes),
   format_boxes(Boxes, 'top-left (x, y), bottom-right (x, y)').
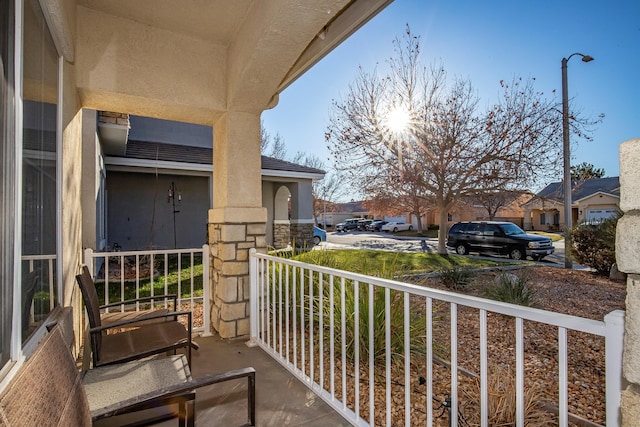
top-left (406, 266), bottom-right (627, 426)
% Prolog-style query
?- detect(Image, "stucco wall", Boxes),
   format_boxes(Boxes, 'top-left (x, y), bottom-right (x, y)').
top-left (576, 193), bottom-right (619, 223)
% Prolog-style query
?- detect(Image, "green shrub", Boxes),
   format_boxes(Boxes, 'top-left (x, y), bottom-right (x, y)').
top-left (328, 283), bottom-right (430, 364)
top-left (482, 269), bottom-right (536, 307)
top-left (440, 266), bottom-right (474, 291)
top-left (271, 252), bottom-right (438, 364)
top-left (572, 213), bottom-right (620, 275)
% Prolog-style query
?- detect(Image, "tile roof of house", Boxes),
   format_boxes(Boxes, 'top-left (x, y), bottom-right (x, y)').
top-left (530, 176), bottom-right (620, 202)
top-left (121, 140), bottom-right (325, 175)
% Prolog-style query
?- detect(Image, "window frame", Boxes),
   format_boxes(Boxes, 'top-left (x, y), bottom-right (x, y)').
top-left (0, 0), bottom-right (63, 383)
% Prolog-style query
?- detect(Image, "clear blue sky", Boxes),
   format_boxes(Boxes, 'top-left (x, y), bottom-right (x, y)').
top-left (262, 0), bottom-right (640, 186)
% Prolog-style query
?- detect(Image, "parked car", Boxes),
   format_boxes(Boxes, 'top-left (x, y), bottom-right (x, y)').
top-left (335, 219), bottom-right (360, 232)
top-left (313, 226), bottom-right (326, 245)
top-left (357, 219), bottom-right (373, 231)
top-left (446, 221), bottom-right (554, 261)
top-left (367, 220), bottom-right (388, 231)
top-left (381, 221), bottom-right (413, 233)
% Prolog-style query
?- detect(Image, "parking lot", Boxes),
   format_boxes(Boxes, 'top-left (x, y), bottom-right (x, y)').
top-left (321, 230), bottom-right (566, 265)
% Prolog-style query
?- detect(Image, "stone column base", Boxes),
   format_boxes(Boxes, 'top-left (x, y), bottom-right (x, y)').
top-left (273, 222), bottom-right (290, 249)
top-left (208, 219), bottom-right (266, 339)
top-left (290, 222), bottom-right (313, 249)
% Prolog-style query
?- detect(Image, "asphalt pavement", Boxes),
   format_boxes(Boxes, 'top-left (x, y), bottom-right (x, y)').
top-left (320, 230), bottom-right (571, 267)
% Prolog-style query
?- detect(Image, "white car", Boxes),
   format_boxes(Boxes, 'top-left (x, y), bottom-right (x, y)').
top-left (381, 221), bottom-right (413, 233)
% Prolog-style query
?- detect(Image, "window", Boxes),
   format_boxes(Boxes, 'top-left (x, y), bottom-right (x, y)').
top-left (21, 0), bottom-right (60, 342)
top-left (1, 0), bottom-right (60, 372)
top-left (483, 224), bottom-right (501, 236)
top-left (0, 0), bottom-right (15, 369)
top-left (540, 212), bottom-right (546, 225)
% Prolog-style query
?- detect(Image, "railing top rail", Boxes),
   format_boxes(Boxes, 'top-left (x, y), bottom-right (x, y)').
top-left (89, 247), bottom-right (205, 257)
top-left (251, 251), bottom-right (606, 335)
top-left (21, 254), bottom-right (57, 261)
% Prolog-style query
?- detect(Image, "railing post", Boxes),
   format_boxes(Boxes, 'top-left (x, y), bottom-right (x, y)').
top-left (84, 248), bottom-right (94, 274)
top-left (201, 244), bottom-right (212, 337)
top-left (248, 248), bottom-right (258, 346)
top-left (605, 309), bottom-right (625, 426)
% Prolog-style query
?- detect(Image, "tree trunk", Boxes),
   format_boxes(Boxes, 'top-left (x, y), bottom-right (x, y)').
top-left (414, 212), bottom-right (423, 233)
top-left (437, 206), bottom-right (448, 254)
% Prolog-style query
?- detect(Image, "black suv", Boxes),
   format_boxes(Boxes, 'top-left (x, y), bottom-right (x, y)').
top-left (446, 221), bottom-right (554, 261)
top-left (335, 219), bottom-right (360, 232)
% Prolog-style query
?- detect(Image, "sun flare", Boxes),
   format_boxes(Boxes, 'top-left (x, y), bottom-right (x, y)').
top-left (386, 107), bottom-right (410, 133)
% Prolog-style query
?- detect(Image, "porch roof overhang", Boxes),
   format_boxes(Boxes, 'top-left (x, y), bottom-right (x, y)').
top-left (104, 156), bottom-right (325, 181)
top-left (71, 0), bottom-right (394, 124)
top-left (521, 197), bottom-right (564, 210)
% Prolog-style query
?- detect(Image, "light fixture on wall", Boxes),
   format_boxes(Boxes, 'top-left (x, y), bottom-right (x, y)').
top-left (168, 181), bottom-right (182, 248)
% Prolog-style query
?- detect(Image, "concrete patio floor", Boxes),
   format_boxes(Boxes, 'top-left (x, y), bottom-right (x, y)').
top-left (94, 333), bottom-right (350, 426)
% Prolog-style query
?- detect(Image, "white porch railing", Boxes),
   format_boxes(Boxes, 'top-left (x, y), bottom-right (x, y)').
top-left (84, 245), bottom-right (210, 335)
top-left (249, 249), bottom-right (624, 427)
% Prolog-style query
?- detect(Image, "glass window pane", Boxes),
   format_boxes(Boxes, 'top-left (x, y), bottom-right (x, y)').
top-left (21, 0), bottom-right (59, 342)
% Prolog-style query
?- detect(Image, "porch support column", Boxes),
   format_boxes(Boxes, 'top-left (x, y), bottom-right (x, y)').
top-left (208, 111), bottom-right (267, 339)
top-left (615, 138), bottom-right (640, 425)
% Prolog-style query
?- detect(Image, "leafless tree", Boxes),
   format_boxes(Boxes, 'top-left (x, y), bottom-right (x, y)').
top-left (260, 120), bottom-right (287, 160)
top-left (327, 27), bottom-right (594, 253)
top-left (291, 152), bottom-right (344, 226)
top-left (469, 190), bottom-right (528, 220)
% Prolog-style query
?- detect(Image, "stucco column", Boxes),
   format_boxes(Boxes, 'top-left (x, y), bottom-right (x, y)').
top-left (208, 111), bottom-right (267, 339)
top-left (615, 138), bottom-right (640, 425)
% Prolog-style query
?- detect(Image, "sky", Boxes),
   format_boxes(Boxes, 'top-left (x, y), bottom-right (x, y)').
top-left (261, 0), bottom-right (640, 190)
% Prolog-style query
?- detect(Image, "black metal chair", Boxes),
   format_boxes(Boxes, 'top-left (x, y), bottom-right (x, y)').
top-left (76, 265), bottom-right (198, 368)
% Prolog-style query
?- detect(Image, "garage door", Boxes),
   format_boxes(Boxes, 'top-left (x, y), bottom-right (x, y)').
top-left (586, 209), bottom-right (617, 223)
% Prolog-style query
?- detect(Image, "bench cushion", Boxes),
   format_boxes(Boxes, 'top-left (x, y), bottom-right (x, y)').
top-left (82, 355), bottom-right (191, 418)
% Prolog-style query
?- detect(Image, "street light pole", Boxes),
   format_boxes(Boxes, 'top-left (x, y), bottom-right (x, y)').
top-left (561, 53), bottom-right (593, 269)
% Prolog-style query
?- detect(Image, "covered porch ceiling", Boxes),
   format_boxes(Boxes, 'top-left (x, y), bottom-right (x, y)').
top-left (69, 0), bottom-right (393, 125)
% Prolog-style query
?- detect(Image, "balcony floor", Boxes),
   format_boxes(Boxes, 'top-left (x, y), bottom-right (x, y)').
top-left (94, 333), bottom-right (350, 426)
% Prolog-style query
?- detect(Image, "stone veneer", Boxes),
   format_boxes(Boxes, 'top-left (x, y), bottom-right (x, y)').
top-left (208, 221), bottom-right (266, 339)
top-left (615, 138), bottom-right (640, 425)
top-left (290, 223), bottom-right (313, 248)
top-left (273, 222), bottom-right (290, 249)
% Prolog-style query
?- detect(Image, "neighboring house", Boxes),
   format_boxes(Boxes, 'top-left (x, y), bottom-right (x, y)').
top-left (100, 115), bottom-right (324, 250)
top-left (367, 191), bottom-right (531, 231)
top-left (319, 200), bottom-right (371, 228)
top-left (446, 191), bottom-right (533, 228)
top-left (521, 177), bottom-right (620, 230)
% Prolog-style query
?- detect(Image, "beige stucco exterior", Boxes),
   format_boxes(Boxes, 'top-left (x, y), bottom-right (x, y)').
top-left (575, 192), bottom-right (620, 223)
top-left (523, 190), bottom-right (620, 231)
